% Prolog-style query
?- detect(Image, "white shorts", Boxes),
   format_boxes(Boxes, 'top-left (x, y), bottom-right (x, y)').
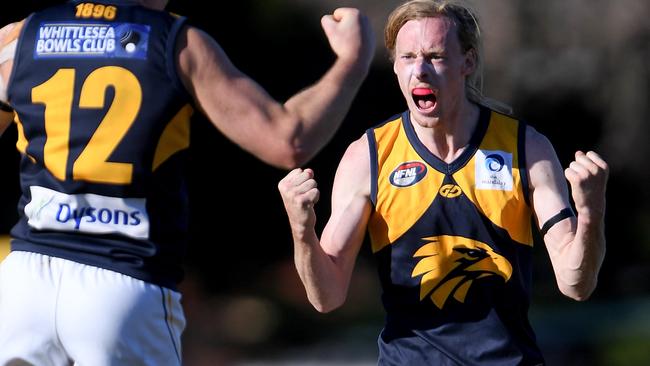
top-left (0, 251), bottom-right (185, 366)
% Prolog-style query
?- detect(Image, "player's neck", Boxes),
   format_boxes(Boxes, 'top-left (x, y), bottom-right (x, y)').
top-left (416, 101), bottom-right (479, 163)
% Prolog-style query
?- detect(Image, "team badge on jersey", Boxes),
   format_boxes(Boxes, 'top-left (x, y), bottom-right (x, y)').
top-left (475, 150), bottom-right (513, 191)
top-left (389, 161), bottom-right (427, 187)
top-left (411, 235), bottom-right (512, 309)
top-left (34, 21), bottom-right (150, 59)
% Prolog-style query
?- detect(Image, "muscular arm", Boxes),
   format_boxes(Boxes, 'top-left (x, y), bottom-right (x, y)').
top-left (527, 127), bottom-right (607, 300)
top-left (0, 110), bottom-right (12, 136)
top-left (177, 8), bottom-right (375, 169)
top-left (278, 135), bottom-right (371, 312)
top-left (0, 22), bottom-right (18, 135)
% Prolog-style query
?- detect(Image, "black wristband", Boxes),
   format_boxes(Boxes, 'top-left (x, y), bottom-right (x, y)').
top-left (0, 100), bottom-right (13, 113)
top-left (540, 207), bottom-right (575, 236)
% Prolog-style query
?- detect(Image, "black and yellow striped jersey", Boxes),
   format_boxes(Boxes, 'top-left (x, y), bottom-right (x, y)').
top-left (8, 0), bottom-right (193, 289)
top-left (367, 106), bottom-right (544, 365)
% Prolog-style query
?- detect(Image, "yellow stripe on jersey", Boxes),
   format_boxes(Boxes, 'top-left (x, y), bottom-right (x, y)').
top-left (0, 235), bottom-right (10, 261)
top-left (453, 113), bottom-right (533, 246)
top-left (152, 104), bottom-right (193, 171)
top-left (368, 116), bottom-right (445, 253)
top-left (368, 110), bottom-right (533, 254)
top-left (14, 116), bottom-right (36, 163)
top-left (15, 115), bottom-right (27, 154)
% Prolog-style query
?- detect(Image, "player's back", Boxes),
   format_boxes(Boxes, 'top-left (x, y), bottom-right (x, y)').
top-left (8, 0), bottom-right (194, 289)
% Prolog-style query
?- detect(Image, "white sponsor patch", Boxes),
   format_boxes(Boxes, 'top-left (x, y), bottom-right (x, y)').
top-left (475, 150), bottom-right (513, 191)
top-left (24, 186), bottom-right (149, 239)
top-left (34, 22), bottom-right (150, 59)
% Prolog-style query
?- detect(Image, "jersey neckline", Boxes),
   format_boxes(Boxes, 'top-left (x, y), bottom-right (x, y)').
top-left (401, 106), bottom-right (490, 175)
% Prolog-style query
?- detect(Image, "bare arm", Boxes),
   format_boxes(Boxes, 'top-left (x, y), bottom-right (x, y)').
top-left (0, 111), bottom-right (12, 135)
top-left (178, 8), bottom-right (375, 169)
top-left (278, 135), bottom-right (371, 312)
top-left (0, 22), bottom-right (18, 135)
top-left (527, 127), bottom-right (608, 300)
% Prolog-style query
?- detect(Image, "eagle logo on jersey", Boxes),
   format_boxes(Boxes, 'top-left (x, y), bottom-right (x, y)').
top-left (411, 235), bottom-right (512, 309)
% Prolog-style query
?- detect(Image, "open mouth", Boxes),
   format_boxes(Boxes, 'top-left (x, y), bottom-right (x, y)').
top-left (412, 87), bottom-right (436, 111)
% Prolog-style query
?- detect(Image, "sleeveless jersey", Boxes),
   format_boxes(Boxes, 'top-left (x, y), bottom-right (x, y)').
top-left (367, 107), bottom-right (545, 365)
top-left (7, 0), bottom-right (193, 289)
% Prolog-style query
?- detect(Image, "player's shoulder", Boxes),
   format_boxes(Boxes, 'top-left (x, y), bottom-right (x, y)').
top-left (334, 134), bottom-right (371, 196)
top-left (524, 124), bottom-right (555, 155)
top-left (368, 111), bottom-right (404, 131)
top-left (0, 20), bottom-right (25, 47)
top-left (342, 133), bottom-right (370, 164)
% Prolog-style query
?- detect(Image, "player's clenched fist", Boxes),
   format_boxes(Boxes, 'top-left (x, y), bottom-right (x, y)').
top-left (564, 150), bottom-right (609, 217)
top-left (321, 8), bottom-right (375, 72)
top-left (278, 168), bottom-right (320, 232)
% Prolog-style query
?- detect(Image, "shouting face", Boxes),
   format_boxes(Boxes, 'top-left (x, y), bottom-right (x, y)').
top-left (393, 16), bottom-right (476, 129)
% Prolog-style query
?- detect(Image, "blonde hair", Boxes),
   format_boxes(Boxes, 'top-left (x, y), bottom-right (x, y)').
top-left (385, 0), bottom-right (511, 113)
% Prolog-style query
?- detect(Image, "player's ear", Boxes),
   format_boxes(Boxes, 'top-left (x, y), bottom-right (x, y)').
top-left (462, 48), bottom-right (477, 76)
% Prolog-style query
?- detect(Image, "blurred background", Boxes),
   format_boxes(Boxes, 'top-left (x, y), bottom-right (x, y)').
top-left (1, 0), bottom-right (649, 365)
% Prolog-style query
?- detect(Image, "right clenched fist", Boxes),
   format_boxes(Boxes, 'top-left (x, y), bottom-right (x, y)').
top-left (321, 8), bottom-right (375, 72)
top-left (278, 168), bottom-right (320, 231)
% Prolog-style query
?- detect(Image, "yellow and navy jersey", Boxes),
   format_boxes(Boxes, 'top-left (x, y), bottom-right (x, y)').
top-left (7, 0), bottom-right (193, 289)
top-left (367, 107), bottom-right (544, 365)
